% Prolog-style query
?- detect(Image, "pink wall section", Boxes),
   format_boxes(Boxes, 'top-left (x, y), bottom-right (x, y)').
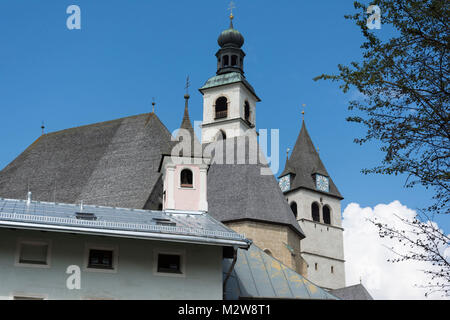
top-left (164, 165), bottom-right (201, 211)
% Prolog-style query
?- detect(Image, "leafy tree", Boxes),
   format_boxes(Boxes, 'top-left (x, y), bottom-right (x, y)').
top-left (315, 0), bottom-right (449, 296)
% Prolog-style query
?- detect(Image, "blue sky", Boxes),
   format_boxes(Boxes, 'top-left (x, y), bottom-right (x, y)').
top-left (0, 1), bottom-right (447, 232)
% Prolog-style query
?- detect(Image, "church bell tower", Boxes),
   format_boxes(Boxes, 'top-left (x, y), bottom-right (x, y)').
top-left (279, 119), bottom-right (346, 290)
top-left (199, 12), bottom-right (260, 144)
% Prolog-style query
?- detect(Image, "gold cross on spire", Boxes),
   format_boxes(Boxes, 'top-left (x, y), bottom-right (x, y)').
top-left (228, 1), bottom-right (236, 19)
top-left (302, 104), bottom-right (306, 121)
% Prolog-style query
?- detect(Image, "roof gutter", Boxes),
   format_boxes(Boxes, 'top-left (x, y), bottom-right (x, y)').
top-left (0, 221), bottom-right (250, 249)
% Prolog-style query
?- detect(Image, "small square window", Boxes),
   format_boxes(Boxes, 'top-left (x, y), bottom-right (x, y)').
top-left (19, 242), bottom-right (49, 265)
top-left (88, 250), bottom-right (114, 270)
top-left (157, 254), bottom-right (182, 274)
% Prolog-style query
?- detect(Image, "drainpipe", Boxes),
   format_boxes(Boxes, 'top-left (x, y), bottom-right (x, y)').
top-left (223, 245), bottom-right (238, 300)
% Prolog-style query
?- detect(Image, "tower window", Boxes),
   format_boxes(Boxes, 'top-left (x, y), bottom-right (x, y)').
top-left (315, 263), bottom-right (318, 271)
top-left (312, 202), bottom-right (320, 222)
top-left (331, 266), bottom-right (334, 274)
top-left (215, 97), bottom-right (228, 119)
top-left (216, 130), bottom-right (227, 141)
top-left (323, 205), bottom-right (331, 225)
top-left (231, 55), bottom-right (238, 66)
top-left (244, 101), bottom-right (251, 123)
top-left (180, 169), bottom-right (193, 188)
top-left (290, 202), bottom-right (298, 219)
top-left (223, 55), bottom-right (229, 67)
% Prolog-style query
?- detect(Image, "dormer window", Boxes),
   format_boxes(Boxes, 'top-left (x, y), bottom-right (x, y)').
top-left (215, 97), bottom-right (228, 120)
top-left (180, 169), bottom-right (193, 188)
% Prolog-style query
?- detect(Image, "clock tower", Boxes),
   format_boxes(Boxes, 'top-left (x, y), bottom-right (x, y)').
top-left (279, 120), bottom-right (346, 290)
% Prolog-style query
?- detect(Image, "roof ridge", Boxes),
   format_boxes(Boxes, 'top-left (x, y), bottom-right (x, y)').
top-left (41, 113), bottom-right (155, 138)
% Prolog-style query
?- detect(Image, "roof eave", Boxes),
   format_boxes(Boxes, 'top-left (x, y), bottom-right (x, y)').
top-left (0, 221), bottom-right (251, 249)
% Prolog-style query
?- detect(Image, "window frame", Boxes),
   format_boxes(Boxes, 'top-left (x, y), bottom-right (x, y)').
top-left (311, 202), bottom-right (320, 223)
top-left (15, 238), bottom-right (52, 269)
top-left (84, 244), bottom-right (118, 274)
top-left (323, 205), bottom-right (332, 225)
top-left (214, 96), bottom-right (228, 120)
top-left (153, 249), bottom-right (186, 278)
top-left (180, 168), bottom-right (194, 189)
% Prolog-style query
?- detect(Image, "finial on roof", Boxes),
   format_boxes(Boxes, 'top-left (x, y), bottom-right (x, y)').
top-left (152, 97), bottom-right (156, 113)
top-left (302, 104), bottom-right (306, 122)
top-left (41, 121), bottom-right (45, 135)
top-left (228, 1), bottom-right (236, 27)
top-left (184, 76), bottom-right (191, 100)
top-left (286, 148), bottom-right (291, 160)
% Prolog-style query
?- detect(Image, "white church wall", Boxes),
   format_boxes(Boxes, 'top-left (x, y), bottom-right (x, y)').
top-left (286, 188), bottom-right (346, 289)
top-left (201, 82), bottom-right (257, 144)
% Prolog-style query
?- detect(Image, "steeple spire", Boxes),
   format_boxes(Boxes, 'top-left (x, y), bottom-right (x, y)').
top-left (279, 120), bottom-right (343, 199)
top-left (176, 83), bottom-right (202, 157)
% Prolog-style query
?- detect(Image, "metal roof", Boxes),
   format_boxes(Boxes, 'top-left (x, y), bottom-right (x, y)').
top-left (0, 198), bottom-right (250, 248)
top-left (199, 72), bottom-right (261, 101)
top-left (223, 244), bottom-right (338, 300)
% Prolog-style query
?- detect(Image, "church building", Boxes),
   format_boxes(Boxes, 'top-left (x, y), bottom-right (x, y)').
top-left (0, 11), bottom-right (372, 300)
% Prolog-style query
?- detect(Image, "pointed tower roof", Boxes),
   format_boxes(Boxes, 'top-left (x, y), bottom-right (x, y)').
top-left (280, 121), bottom-right (343, 199)
top-left (174, 94), bottom-right (203, 158)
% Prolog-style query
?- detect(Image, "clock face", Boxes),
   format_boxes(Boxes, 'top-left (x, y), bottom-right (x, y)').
top-left (316, 174), bottom-right (330, 192)
top-left (279, 175), bottom-right (291, 193)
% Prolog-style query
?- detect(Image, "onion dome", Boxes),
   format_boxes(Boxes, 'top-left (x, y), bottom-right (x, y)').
top-left (217, 16), bottom-right (244, 48)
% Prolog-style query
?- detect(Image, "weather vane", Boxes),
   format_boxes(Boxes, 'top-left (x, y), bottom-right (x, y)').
top-left (228, 1), bottom-right (236, 19)
top-left (185, 76), bottom-right (190, 96)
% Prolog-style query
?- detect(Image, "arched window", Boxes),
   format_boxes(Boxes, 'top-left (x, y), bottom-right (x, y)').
top-left (263, 249), bottom-right (273, 257)
top-left (157, 203), bottom-right (163, 211)
top-left (231, 55), bottom-right (238, 66)
top-left (244, 101), bottom-right (251, 123)
top-left (290, 202), bottom-right (298, 219)
top-left (216, 130), bottom-right (227, 141)
top-left (223, 55), bottom-right (229, 67)
top-left (312, 202), bottom-right (320, 222)
top-left (180, 169), bottom-right (193, 188)
top-left (215, 97), bottom-right (228, 119)
top-left (323, 205), bottom-right (331, 225)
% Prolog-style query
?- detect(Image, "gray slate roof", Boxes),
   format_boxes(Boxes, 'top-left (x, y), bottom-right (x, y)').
top-left (223, 244), bottom-right (338, 300)
top-left (329, 284), bottom-right (374, 300)
top-left (206, 135), bottom-right (305, 238)
top-left (0, 112), bottom-right (303, 239)
top-left (0, 197), bottom-right (250, 248)
top-left (280, 121), bottom-right (343, 199)
top-left (0, 113), bottom-right (173, 209)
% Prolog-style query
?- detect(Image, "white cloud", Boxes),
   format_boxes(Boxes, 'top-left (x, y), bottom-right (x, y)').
top-left (343, 201), bottom-right (449, 300)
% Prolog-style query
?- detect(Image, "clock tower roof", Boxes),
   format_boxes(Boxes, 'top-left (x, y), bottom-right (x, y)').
top-left (280, 121), bottom-right (343, 199)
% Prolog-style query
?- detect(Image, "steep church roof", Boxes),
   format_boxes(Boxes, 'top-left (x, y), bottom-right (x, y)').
top-left (206, 135), bottom-right (305, 238)
top-left (0, 113), bottom-right (304, 238)
top-left (0, 113), bottom-right (173, 209)
top-left (280, 121), bottom-right (343, 199)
